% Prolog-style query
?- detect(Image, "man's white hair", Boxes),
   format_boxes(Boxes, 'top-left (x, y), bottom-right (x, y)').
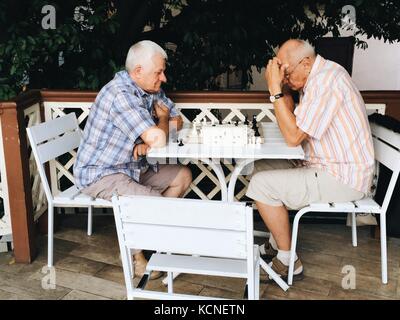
top-left (125, 40), bottom-right (167, 72)
top-left (286, 39), bottom-right (316, 63)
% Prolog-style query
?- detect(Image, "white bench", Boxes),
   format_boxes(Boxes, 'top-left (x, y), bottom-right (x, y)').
top-left (26, 113), bottom-right (112, 267)
top-left (112, 194), bottom-right (260, 300)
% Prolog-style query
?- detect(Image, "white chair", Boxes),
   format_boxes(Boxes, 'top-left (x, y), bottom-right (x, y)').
top-left (26, 113), bottom-right (112, 267)
top-left (288, 122), bottom-right (400, 285)
top-left (112, 194), bottom-right (260, 300)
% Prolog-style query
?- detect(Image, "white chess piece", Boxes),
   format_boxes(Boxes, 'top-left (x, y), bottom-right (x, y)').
top-left (191, 123), bottom-right (198, 137)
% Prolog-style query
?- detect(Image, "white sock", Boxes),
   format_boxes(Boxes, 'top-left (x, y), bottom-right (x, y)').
top-left (268, 233), bottom-right (278, 250)
top-left (277, 250), bottom-right (293, 266)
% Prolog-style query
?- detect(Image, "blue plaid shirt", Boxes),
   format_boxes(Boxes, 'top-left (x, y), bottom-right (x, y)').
top-left (74, 70), bottom-right (178, 189)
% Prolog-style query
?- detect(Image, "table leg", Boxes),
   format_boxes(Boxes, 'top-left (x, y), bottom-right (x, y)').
top-left (229, 158), bottom-right (290, 292)
top-left (162, 157), bottom-right (228, 286)
top-left (260, 258), bottom-right (289, 291)
top-left (200, 158), bottom-right (228, 201)
top-left (227, 158), bottom-right (254, 202)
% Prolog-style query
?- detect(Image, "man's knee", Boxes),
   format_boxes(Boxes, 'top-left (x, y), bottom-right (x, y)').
top-left (180, 166), bottom-right (192, 189)
top-left (173, 166), bottom-right (192, 189)
top-left (248, 171), bottom-right (271, 190)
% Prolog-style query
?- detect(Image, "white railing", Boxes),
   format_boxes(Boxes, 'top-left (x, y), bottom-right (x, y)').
top-left (41, 101), bottom-right (386, 204)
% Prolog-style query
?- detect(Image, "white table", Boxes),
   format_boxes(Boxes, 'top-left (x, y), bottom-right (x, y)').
top-left (148, 122), bottom-right (304, 201)
top-left (147, 122), bottom-right (304, 292)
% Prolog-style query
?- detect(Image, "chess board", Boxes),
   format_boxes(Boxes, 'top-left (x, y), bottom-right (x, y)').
top-left (178, 121), bottom-right (264, 146)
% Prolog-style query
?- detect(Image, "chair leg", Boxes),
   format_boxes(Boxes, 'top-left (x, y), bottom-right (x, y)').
top-left (167, 272), bottom-right (174, 294)
top-left (380, 213), bottom-right (388, 284)
top-left (87, 206), bottom-right (93, 236)
top-left (247, 278), bottom-right (255, 300)
top-left (288, 208), bottom-right (308, 286)
top-left (255, 249), bottom-right (260, 300)
top-left (48, 205), bottom-right (54, 267)
top-left (351, 212), bottom-right (357, 247)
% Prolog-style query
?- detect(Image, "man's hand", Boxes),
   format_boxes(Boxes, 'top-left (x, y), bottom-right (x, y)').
top-left (154, 101), bottom-right (170, 120)
top-left (133, 143), bottom-right (150, 160)
top-left (265, 57), bottom-right (287, 95)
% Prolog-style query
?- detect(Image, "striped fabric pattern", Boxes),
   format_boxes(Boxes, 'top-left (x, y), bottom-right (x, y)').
top-left (294, 55), bottom-right (374, 194)
top-left (74, 70), bottom-right (178, 189)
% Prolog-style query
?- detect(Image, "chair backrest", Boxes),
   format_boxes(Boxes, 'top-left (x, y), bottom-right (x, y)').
top-left (315, 36), bottom-right (355, 75)
top-left (26, 113), bottom-right (81, 202)
top-left (371, 122), bottom-right (400, 214)
top-left (112, 195), bottom-right (254, 260)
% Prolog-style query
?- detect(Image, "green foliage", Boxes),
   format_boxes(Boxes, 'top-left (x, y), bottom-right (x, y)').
top-left (1, 0), bottom-right (399, 100)
top-left (0, 0), bottom-right (120, 100)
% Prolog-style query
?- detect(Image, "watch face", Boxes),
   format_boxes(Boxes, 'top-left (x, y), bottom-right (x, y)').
top-left (269, 95), bottom-right (275, 103)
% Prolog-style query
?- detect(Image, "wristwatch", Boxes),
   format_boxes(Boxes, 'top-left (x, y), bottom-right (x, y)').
top-left (269, 93), bottom-right (284, 103)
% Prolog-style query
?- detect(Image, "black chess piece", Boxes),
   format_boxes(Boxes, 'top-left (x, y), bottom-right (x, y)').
top-left (254, 127), bottom-right (261, 137)
top-left (252, 115), bottom-right (258, 130)
top-left (178, 139), bottom-right (184, 146)
top-left (235, 120), bottom-right (239, 126)
top-left (244, 115), bottom-right (249, 125)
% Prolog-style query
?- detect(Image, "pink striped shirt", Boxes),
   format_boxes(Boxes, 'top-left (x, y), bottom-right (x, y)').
top-left (294, 55), bottom-right (374, 194)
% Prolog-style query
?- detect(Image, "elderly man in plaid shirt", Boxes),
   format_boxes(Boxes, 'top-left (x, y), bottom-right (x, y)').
top-left (74, 40), bottom-right (192, 280)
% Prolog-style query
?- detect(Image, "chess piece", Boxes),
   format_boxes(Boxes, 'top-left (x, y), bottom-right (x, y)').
top-left (244, 115), bottom-right (249, 125)
top-left (254, 126), bottom-right (261, 137)
top-left (191, 123), bottom-right (198, 136)
top-left (252, 115), bottom-right (257, 130)
top-left (235, 120), bottom-right (239, 126)
top-left (178, 139), bottom-right (184, 146)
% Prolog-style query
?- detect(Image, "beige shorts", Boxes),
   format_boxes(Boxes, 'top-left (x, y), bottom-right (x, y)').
top-left (246, 159), bottom-right (364, 210)
top-left (81, 164), bottom-right (183, 201)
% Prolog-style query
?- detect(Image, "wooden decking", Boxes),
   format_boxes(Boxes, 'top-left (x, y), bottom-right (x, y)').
top-left (0, 214), bottom-right (399, 300)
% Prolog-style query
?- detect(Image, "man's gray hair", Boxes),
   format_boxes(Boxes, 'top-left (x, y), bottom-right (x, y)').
top-left (125, 40), bottom-right (167, 72)
top-left (287, 39), bottom-right (316, 63)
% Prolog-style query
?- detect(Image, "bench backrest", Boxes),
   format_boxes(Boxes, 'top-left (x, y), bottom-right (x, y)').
top-left (112, 195), bottom-right (254, 259)
top-left (26, 113), bottom-right (81, 202)
top-left (371, 123), bottom-right (400, 214)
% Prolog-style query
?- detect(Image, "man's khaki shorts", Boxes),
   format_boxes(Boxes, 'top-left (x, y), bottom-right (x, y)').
top-left (81, 164), bottom-right (183, 201)
top-left (246, 160), bottom-right (364, 210)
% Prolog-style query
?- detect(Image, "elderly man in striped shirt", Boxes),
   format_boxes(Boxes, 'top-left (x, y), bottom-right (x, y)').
top-left (74, 40), bottom-right (192, 280)
top-left (246, 39), bottom-right (374, 281)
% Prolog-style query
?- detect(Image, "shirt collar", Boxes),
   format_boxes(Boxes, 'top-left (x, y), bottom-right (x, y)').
top-left (303, 54), bottom-right (325, 92)
top-left (117, 70), bottom-right (149, 97)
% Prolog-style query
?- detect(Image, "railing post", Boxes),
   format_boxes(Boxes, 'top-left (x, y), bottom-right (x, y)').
top-left (0, 98), bottom-right (37, 263)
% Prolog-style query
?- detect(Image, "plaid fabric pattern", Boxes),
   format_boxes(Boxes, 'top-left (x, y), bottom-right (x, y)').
top-left (74, 70), bottom-right (178, 189)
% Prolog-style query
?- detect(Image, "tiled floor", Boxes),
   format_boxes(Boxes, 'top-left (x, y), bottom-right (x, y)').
top-left (0, 214), bottom-right (399, 300)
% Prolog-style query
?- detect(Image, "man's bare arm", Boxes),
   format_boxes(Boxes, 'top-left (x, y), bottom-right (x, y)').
top-left (272, 97), bottom-right (308, 147)
top-left (169, 115), bottom-right (183, 131)
top-left (266, 58), bottom-right (308, 147)
top-left (140, 103), bottom-right (170, 148)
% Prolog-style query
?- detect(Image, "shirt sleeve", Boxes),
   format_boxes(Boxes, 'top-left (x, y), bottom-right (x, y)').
top-left (111, 92), bottom-right (156, 143)
top-left (295, 76), bottom-right (342, 140)
top-left (157, 89), bottom-right (179, 118)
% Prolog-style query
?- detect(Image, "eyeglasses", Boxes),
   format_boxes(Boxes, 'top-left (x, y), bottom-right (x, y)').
top-left (283, 58), bottom-right (306, 80)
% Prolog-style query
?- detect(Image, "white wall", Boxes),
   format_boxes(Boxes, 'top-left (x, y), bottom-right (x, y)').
top-left (352, 37), bottom-right (400, 90)
top-left (250, 37), bottom-right (400, 91)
